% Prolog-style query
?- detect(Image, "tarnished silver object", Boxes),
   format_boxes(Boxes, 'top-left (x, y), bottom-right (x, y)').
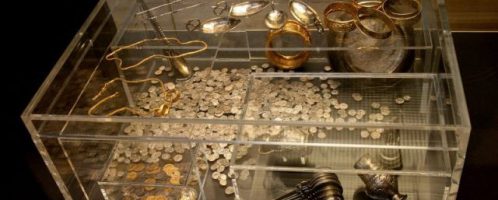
top-left (327, 18), bottom-right (414, 73)
top-left (229, 1), bottom-right (270, 17)
top-left (273, 173), bottom-right (344, 200)
top-left (288, 0), bottom-right (324, 32)
top-left (265, 2), bottom-right (287, 29)
top-left (186, 17), bottom-right (241, 34)
top-left (354, 154), bottom-right (408, 200)
top-left (212, 0), bottom-right (229, 16)
top-left (380, 130), bottom-right (403, 170)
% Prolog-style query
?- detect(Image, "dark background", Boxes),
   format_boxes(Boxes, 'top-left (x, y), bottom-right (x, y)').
top-left (6, 0), bottom-right (498, 199)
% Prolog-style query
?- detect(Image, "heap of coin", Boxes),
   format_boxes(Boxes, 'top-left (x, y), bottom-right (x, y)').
top-left (168, 67), bottom-right (251, 119)
top-left (110, 142), bottom-right (190, 164)
top-left (111, 63), bottom-right (417, 197)
top-left (244, 71), bottom-right (415, 140)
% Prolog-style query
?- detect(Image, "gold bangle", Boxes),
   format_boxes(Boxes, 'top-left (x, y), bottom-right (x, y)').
top-left (353, 0), bottom-right (386, 9)
top-left (323, 2), bottom-right (357, 32)
top-left (353, 7), bottom-right (396, 39)
top-left (265, 20), bottom-right (311, 70)
top-left (382, 0), bottom-right (422, 26)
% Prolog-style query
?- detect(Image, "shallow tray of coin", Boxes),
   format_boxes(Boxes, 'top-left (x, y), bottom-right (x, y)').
top-left (100, 141), bottom-right (199, 186)
top-left (243, 73), bottom-right (441, 125)
top-left (233, 170), bottom-right (449, 200)
top-left (98, 182), bottom-right (199, 200)
top-left (236, 72), bottom-right (459, 148)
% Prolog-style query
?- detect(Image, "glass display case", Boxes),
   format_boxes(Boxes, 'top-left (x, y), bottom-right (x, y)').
top-left (22, 0), bottom-right (470, 199)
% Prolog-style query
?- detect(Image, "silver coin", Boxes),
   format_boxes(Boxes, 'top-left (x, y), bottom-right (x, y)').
top-left (225, 186), bottom-right (235, 195)
top-left (212, 171), bottom-right (221, 180)
top-left (220, 174), bottom-right (227, 180)
top-left (360, 130), bottom-right (370, 138)
top-left (371, 102), bottom-right (381, 109)
top-left (219, 178), bottom-right (227, 186)
top-left (173, 154), bottom-right (183, 162)
top-left (395, 97), bottom-right (405, 105)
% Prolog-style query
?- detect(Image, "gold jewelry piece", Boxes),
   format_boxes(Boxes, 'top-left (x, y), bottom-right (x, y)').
top-left (353, 7), bottom-right (396, 39)
top-left (106, 37), bottom-right (207, 71)
top-left (353, 0), bottom-right (386, 9)
top-left (88, 78), bottom-right (180, 117)
top-left (289, 0), bottom-right (324, 32)
top-left (126, 172), bottom-right (138, 180)
top-left (265, 20), bottom-right (311, 70)
top-left (144, 178), bottom-right (156, 191)
top-left (382, 0), bottom-right (421, 26)
top-left (323, 2), bottom-right (357, 32)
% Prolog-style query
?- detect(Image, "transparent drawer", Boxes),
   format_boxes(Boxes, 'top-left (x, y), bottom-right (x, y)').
top-left (233, 170), bottom-right (449, 200)
top-left (98, 183), bottom-right (199, 200)
top-left (22, 0), bottom-right (470, 199)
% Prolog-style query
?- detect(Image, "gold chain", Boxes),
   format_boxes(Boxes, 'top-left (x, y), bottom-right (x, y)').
top-left (106, 37), bottom-right (208, 71)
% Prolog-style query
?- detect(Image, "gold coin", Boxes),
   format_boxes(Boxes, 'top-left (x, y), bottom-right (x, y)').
top-left (170, 170), bottom-right (181, 177)
top-left (145, 196), bottom-right (156, 200)
top-left (162, 164), bottom-right (175, 175)
top-left (144, 178), bottom-right (156, 191)
top-left (145, 195), bottom-right (167, 200)
top-left (146, 163), bottom-right (161, 174)
top-left (170, 176), bottom-right (181, 185)
top-left (155, 196), bottom-right (167, 200)
top-left (126, 172), bottom-right (138, 180)
top-left (163, 188), bottom-right (173, 195)
top-left (129, 163), bottom-right (145, 172)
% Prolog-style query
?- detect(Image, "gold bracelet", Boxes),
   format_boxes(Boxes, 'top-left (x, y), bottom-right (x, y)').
top-left (353, 0), bottom-right (386, 9)
top-left (382, 0), bottom-right (422, 26)
top-left (265, 20), bottom-right (311, 70)
top-left (88, 78), bottom-right (180, 117)
top-left (323, 2), bottom-right (357, 32)
top-left (353, 7), bottom-right (396, 39)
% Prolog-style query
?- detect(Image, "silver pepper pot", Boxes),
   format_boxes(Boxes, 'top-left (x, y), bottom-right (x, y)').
top-left (354, 154), bottom-right (407, 200)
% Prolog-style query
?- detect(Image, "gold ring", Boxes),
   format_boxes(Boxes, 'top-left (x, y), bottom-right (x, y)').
top-left (353, 7), bottom-right (396, 39)
top-left (382, 0), bottom-right (422, 26)
top-left (265, 20), bottom-right (311, 70)
top-left (323, 2), bottom-right (357, 32)
top-left (353, 0), bottom-right (386, 9)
